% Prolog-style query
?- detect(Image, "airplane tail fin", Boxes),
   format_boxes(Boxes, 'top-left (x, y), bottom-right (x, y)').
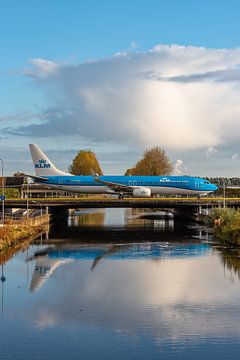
top-left (29, 144), bottom-right (72, 177)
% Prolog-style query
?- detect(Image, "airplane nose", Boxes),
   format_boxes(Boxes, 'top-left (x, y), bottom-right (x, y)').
top-left (211, 184), bottom-right (218, 191)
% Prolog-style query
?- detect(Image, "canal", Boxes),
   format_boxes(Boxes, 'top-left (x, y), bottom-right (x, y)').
top-left (1, 208), bottom-right (240, 359)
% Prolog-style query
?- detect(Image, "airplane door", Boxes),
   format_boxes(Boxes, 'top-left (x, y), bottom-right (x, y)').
top-left (195, 179), bottom-right (200, 189)
top-left (58, 178), bottom-right (63, 185)
top-left (133, 180), bottom-right (136, 186)
top-left (129, 180), bottom-right (132, 186)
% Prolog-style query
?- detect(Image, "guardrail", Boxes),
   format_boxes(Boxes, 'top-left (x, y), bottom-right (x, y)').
top-left (3, 196), bottom-right (240, 209)
top-left (3, 212), bottom-right (49, 226)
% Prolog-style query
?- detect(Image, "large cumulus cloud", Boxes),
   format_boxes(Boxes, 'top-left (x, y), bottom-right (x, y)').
top-left (7, 44), bottom-right (240, 151)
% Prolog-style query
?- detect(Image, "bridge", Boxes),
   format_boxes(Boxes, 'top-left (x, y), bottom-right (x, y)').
top-left (3, 197), bottom-right (240, 210)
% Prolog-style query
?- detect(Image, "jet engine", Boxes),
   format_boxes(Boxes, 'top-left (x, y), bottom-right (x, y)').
top-left (132, 187), bottom-right (151, 198)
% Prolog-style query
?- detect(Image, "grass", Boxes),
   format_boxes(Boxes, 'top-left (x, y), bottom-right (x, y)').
top-left (0, 219), bottom-right (42, 253)
top-left (206, 207), bottom-right (240, 246)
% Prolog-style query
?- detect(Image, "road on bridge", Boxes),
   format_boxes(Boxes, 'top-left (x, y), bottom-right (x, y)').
top-left (3, 197), bottom-right (239, 209)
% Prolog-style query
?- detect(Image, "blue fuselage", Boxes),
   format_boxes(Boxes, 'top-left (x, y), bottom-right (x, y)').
top-left (36, 175), bottom-right (217, 195)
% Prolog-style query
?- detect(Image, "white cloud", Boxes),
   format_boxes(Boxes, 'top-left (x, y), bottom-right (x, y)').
top-left (232, 153), bottom-right (239, 160)
top-left (173, 159), bottom-right (184, 175)
top-left (130, 41), bottom-right (138, 49)
top-left (23, 58), bottom-right (59, 78)
top-left (206, 146), bottom-right (218, 157)
top-left (9, 45), bottom-right (240, 155)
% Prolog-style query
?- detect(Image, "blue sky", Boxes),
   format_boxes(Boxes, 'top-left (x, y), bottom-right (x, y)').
top-left (1, 0), bottom-right (240, 176)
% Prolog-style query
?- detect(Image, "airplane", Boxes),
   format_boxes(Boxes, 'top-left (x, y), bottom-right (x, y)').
top-left (27, 144), bottom-right (218, 198)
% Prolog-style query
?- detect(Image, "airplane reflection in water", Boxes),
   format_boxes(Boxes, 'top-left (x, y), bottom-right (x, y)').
top-left (28, 242), bottom-right (210, 292)
top-left (3, 239), bottom-right (240, 357)
top-left (28, 208), bottom-right (213, 292)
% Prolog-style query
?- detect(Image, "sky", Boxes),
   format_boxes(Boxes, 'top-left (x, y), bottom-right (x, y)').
top-left (1, 0), bottom-right (240, 176)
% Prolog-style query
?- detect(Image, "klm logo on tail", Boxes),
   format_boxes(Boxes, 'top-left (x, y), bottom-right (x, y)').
top-left (35, 159), bottom-right (51, 169)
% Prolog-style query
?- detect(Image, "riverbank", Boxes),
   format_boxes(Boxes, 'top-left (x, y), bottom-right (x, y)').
top-left (0, 220), bottom-right (43, 254)
top-left (207, 207), bottom-right (240, 246)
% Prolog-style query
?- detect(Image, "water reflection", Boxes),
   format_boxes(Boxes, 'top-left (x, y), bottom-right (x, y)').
top-left (29, 257), bottom-right (71, 292)
top-left (217, 247), bottom-right (240, 279)
top-left (1, 264), bottom-right (6, 317)
top-left (68, 208), bottom-right (175, 230)
top-left (49, 208), bottom-right (198, 243)
top-left (68, 209), bottom-right (105, 227)
top-left (28, 242), bottom-right (210, 292)
top-left (3, 241), bottom-right (240, 339)
top-left (2, 208), bottom-right (240, 359)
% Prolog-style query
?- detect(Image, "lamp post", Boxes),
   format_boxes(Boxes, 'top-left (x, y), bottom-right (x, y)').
top-left (31, 200), bottom-right (43, 215)
top-left (24, 176), bottom-right (29, 219)
top-left (223, 180), bottom-right (226, 209)
top-left (25, 177), bottom-right (29, 218)
top-left (0, 159), bottom-right (4, 223)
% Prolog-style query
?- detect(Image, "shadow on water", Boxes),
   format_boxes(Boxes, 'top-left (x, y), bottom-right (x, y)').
top-left (47, 208), bottom-right (209, 243)
top-left (216, 247), bottom-right (240, 279)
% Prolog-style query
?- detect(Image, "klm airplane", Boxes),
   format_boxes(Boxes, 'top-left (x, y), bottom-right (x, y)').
top-left (28, 144), bottom-right (217, 198)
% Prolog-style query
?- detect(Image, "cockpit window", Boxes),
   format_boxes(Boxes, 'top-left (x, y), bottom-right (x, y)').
top-left (204, 181), bottom-right (209, 184)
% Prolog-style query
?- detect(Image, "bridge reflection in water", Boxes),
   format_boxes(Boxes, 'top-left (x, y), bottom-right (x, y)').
top-left (48, 208), bottom-right (202, 243)
top-left (27, 208), bottom-right (212, 292)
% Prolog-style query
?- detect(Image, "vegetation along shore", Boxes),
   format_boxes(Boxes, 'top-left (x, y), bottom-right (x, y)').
top-left (0, 219), bottom-right (43, 255)
top-left (207, 207), bottom-right (240, 246)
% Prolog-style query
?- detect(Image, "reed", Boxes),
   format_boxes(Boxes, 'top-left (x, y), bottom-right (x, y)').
top-left (0, 219), bottom-right (42, 252)
top-left (218, 248), bottom-right (240, 278)
top-left (207, 207), bottom-right (240, 245)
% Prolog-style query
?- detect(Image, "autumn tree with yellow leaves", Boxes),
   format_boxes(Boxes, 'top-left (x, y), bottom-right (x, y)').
top-left (69, 150), bottom-right (103, 175)
top-left (125, 147), bottom-right (173, 176)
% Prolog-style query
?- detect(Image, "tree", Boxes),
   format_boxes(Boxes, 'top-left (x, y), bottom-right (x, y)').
top-left (125, 147), bottom-right (173, 176)
top-left (125, 168), bottom-right (134, 176)
top-left (69, 150), bottom-right (103, 175)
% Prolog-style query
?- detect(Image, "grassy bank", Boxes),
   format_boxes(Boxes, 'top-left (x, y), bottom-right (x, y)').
top-left (0, 220), bottom-right (42, 253)
top-left (207, 207), bottom-right (240, 246)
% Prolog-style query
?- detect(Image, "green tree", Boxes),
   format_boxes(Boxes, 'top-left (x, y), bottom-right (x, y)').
top-left (69, 150), bottom-right (103, 175)
top-left (125, 147), bottom-right (173, 176)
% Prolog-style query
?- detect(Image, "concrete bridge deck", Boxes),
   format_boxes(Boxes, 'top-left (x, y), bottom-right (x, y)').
top-left (3, 197), bottom-right (240, 209)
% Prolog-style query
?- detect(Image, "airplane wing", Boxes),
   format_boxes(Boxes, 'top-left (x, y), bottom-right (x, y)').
top-left (94, 176), bottom-right (135, 194)
top-left (91, 245), bottom-right (128, 271)
top-left (23, 173), bottom-right (49, 182)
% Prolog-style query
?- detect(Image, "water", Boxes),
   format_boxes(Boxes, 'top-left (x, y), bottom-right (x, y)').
top-left (1, 208), bottom-right (240, 359)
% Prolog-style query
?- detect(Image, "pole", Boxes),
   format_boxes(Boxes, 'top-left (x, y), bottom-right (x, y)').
top-left (26, 178), bottom-right (29, 218)
top-left (1, 264), bottom-right (6, 317)
top-left (31, 200), bottom-right (42, 215)
top-left (0, 159), bottom-right (4, 223)
top-left (223, 181), bottom-right (226, 209)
